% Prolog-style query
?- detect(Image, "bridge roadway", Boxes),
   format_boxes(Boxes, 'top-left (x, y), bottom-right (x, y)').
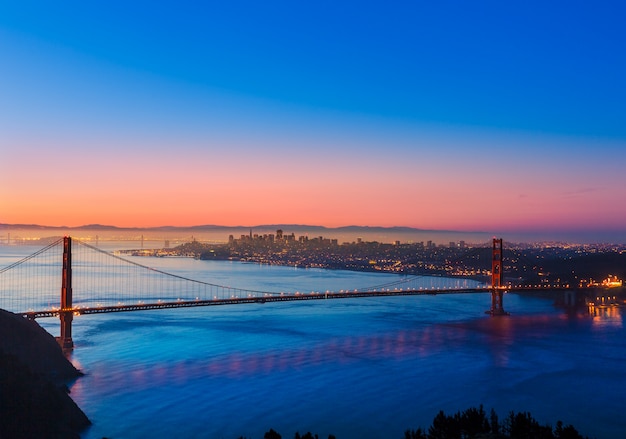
top-left (23, 286), bottom-right (507, 319)
top-left (21, 284), bottom-right (586, 320)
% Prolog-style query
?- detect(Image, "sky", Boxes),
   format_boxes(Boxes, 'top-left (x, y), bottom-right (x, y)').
top-left (1, 1), bottom-right (625, 242)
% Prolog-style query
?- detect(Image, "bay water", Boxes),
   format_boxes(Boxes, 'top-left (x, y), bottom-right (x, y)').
top-left (1, 245), bottom-right (624, 438)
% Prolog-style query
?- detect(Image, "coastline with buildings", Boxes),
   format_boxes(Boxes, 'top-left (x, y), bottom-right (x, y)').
top-left (117, 229), bottom-right (626, 290)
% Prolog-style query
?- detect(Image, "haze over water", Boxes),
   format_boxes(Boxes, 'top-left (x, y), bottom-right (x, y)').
top-left (2, 245), bottom-right (622, 439)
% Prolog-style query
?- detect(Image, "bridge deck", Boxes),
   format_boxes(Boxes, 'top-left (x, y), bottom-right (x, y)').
top-left (22, 287), bottom-right (503, 319)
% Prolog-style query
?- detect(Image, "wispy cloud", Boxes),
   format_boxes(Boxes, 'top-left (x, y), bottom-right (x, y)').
top-left (562, 187), bottom-right (601, 197)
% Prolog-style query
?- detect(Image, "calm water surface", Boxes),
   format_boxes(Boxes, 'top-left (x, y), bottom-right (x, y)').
top-left (2, 245), bottom-right (624, 438)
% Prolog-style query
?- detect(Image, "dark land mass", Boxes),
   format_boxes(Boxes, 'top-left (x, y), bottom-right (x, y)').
top-left (0, 309), bottom-right (90, 439)
top-left (534, 251), bottom-right (626, 283)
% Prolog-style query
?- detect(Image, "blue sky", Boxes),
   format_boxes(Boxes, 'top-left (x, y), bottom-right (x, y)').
top-left (3, 1), bottom-right (625, 137)
top-left (1, 1), bottom-right (625, 242)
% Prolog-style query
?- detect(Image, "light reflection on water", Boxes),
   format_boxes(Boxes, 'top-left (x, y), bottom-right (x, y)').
top-left (62, 292), bottom-right (626, 439)
top-left (590, 305), bottom-right (623, 329)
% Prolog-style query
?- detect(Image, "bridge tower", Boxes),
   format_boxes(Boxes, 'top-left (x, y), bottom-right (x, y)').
top-left (58, 236), bottom-right (74, 349)
top-left (489, 238), bottom-right (507, 316)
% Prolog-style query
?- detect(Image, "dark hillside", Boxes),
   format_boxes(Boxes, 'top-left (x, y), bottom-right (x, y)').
top-left (0, 309), bottom-right (90, 438)
top-left (0, 309), bottom-right (80, 379)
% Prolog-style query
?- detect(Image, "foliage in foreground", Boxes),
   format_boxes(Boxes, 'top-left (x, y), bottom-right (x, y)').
top-left (405, 405), bottom-right (588, 439)
top-left (239, 405), bottom-right (590, 439)
top-left (238, 430), bottom-right (335, 439)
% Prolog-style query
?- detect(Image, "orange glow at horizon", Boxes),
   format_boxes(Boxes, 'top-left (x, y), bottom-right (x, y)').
top-left (2, 9), bottom-right (626, 245)
top-left (3, 133), bottom-right (626, 234)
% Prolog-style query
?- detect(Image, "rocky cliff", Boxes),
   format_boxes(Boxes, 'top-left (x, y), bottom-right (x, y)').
top-left (0, 309), bottom-right (90, 438)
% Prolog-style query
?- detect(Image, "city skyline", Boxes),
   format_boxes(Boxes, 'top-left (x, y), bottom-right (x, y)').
top-left (1, 2), bottom-right (625, 242)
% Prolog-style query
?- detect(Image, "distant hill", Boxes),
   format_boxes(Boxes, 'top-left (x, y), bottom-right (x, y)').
top-left (2, 223), bottom-right (625, 245)
top-left (0, 222), bottom-right (481, 235)
top-left (0, 223), bottom-right (493, 245)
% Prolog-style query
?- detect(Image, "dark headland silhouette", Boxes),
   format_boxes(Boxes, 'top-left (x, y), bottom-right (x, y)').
top-left (0, 309), bottom-right (90, 439)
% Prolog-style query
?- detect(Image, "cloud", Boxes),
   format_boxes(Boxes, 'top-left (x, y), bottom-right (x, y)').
top-left (562, 187), bottom-right (601, 197)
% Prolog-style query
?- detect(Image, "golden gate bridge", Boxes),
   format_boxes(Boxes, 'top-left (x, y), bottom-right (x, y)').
top-left (0, 237), bottom-right (576, 349)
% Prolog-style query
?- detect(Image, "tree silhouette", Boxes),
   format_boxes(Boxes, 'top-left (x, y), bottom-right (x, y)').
top-left (404, 427), bottom-right (427, 439)
top-left (428, 410), bottom-right (461, 439)
top-left (490, 408), bottom-right (500, 436)
top-left (459, 405), bottom-right (490, 437)
top-left (554, 421), bottom-right (586, 439)
top-left (254, 408), bottom-right (589, 439)
top-left (264, 428), bottom-right (281, 439)
top-left (506, 411), bottom-right (553, 439)
top-left (403, 406), bottom-right (588, 439)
